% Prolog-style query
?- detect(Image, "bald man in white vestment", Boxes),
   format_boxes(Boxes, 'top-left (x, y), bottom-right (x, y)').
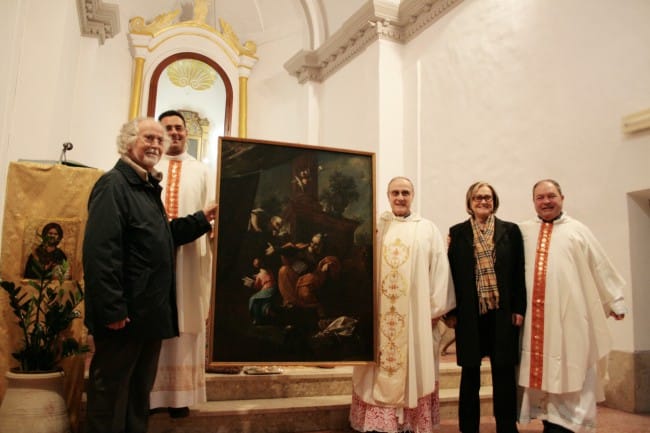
top-left (349, 177), bottom-right (456, 433)
top-left (517, 179), bottom-right (627, 433)
top-left (150, 110), bottom-right (214, 418)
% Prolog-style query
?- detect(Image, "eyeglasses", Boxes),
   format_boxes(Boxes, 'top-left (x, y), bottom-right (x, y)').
top-left (472, 195), bottom-right (493, 202)
top-left (140, 134), bottom-right (165, 145)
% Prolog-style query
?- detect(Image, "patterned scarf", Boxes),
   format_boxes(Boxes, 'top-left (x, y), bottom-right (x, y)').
top-left (471, 214), bottom-right (499, 314)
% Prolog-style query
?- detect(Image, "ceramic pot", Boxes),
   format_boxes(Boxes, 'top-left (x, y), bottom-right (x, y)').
top-left (0, 370), bottom-right (71, 433)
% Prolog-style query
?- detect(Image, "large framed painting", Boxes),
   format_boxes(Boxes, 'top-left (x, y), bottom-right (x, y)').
top-left (208, 137), bottom-right (376, 367)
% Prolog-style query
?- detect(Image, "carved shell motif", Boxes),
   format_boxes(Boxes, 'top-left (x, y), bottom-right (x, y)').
top-left (166, 59), bottom-right (217, 91)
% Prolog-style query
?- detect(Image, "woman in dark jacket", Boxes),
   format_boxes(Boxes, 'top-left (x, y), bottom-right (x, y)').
top-left (446, 181), bottom-right (526, 433)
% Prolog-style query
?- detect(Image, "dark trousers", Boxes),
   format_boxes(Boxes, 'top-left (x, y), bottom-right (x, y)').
top-left (85, 333), bottom-right (162, 433)
top-left (459, 362), bottom-right (519, 433)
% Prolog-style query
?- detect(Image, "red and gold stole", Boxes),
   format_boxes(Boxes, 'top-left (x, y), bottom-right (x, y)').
top-left (529, 221), bottom-right (553, 389)
top-left (164, 160), bottom-right (182, 220)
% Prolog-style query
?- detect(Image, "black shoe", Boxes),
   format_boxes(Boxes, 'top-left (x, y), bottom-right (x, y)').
top-left (543, 420), bottom-right (573, 433)
top-left (149, 407), bottom-right (167, 415)
top-left (168, 406), bottom-right (190, 418)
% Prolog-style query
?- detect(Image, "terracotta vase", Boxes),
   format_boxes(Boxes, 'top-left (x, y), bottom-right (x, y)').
top-left (0, 370), bottom-right (71, 433)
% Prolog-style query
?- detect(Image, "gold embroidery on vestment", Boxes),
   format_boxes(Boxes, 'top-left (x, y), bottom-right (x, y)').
top-left (165, 160), bottom-right (182, 220)
top-left (378, 238), bottom-right (409, 376)
top-left (529, 221), bottom-right (552, 389)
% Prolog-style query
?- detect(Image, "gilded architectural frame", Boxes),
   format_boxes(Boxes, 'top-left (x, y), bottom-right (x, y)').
top-left (126, 1), bottom-right (257, 137)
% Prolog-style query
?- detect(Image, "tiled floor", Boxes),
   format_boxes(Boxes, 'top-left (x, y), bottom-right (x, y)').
top-left (435, 405), bottom-right (650, 432)
top-left (438, 343), bottom-right (650, 432)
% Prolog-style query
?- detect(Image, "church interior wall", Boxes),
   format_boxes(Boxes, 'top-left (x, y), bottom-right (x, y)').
top-left (246, 26), bottom-right (306, 144)
top-left (0, 0), bottom-right (22, 236)
top-left (400, 0), bottom-right (649, 351)
top-left (68, 35), bottom-right (135, 167)
top-left (318, 46), bottom-right (382, 155)
top-left (375, 40), bottom-right (407, 207)
top-left (396, 0), bottom-right (650, 410)
top-left (394, 0), bottom-right (650, 410)
top-left (627, 194), bottom-right (650, 350)
top-left (0, 0), bottom-right (648, 411)
top-left (6, 0), bottom-right (77, 161)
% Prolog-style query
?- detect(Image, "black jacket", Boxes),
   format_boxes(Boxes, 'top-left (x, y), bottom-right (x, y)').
top-left (447, 218), bottom-right (526, 367)
top-left (83, 158), bottom-right (211, 340)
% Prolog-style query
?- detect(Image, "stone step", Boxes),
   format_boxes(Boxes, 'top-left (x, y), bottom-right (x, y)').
top-left (206, 366), bottom-right (354, 401)
top-left (205, 362), bottom-right (492, 401)
top-left (84, 361), bottom-right (495, 432)
top-left (145, 362), bottom-right (495, 433)
top-left (148, 386), bottom-right (495, 433)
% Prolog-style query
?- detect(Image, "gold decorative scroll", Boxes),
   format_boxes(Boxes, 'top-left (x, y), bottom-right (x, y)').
top-left (129, 9), bottom-right (181, 35)
top-left (219, 18), bottom-right (258, 58)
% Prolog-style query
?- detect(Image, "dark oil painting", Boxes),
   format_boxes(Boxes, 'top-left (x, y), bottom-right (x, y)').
top-left (209, 137), bottom-right (376, 367)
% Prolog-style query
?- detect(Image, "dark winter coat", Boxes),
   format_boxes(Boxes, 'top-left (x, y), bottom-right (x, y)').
top-left (83, 158), bottom-right (211, 340)
top-left (447, 218), bottom-right (526, 367)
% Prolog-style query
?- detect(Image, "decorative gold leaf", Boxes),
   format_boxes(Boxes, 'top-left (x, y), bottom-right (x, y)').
top-left (128, 10), bottom-right (180, 35)
top-left (166, 59), bottom-right (217, 91)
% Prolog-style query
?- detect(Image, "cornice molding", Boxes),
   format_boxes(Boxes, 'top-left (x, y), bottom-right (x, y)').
top-left (76, 0), bottom-right (120, 45)
top-left (285, 0), bottom-right (463, 84)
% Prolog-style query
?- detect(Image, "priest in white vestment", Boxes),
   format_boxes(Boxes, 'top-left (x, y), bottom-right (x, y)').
top-left (150, 110), bottom-right (214, 417)
top-left (518, 180), bottom-right (627, 433)
top-left (350, 177), bottom-right (456, 433)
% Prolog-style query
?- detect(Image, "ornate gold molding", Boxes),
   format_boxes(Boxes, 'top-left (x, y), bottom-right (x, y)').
top-left (129, 10), bottom-right (181, 35)
top-left (128, 58), bottom-right (145, 121)
top-left (285, 0), bottom-right (463, 83)
top-left (76, 0), bottom-right (120, 45)
top-left (126, 0), bottom-right (258, 136)
top-left (219, 18), bottom-right (258, 58)
top-left (622, 108), bottom-right (650, 134)
top-left (239, 77), bottom-right (249, 138)
top-left (128, 7), bottom-right (257, 59)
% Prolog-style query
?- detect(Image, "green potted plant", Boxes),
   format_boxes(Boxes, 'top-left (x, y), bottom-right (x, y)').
top-left (1, 260), bottom-right (88, 372)
top-left (0, 259), bottom-right (88, 432)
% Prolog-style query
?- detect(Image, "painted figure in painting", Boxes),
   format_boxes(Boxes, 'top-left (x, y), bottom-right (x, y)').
top-left (24, 221), bottom-right (69, 279)
top-left (247, 257), bottom-right (279, 325)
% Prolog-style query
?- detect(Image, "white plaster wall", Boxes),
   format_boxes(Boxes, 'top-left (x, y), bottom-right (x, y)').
top-left (7, 1), bottom-right (81, 162)
top-left (247, 30), bottom-right (306, 144)
top-left (402, 0), bottom-right (650, 351)
top-left (68, 36), bottom-right (134, 172)
top-left (2, 0), bottom-right (648, 354)
top-left (0, 0), bottom-right (22, 247)
top-left (627, 193), bottom-right (650, 349)
top-left (0, 0), bottom-right (145, 184)
top-left (319, 48), bottom-right (381, 153)
top-left (318, 46), bottom-right (383, 207)
top-left (0, 0), bottom-right (84, 254)
top-left (376, 40), bottom-right (406, 214)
